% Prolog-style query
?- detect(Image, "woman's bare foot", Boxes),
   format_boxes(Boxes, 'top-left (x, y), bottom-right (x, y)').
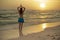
top-left (19, 32), bottom-right (23, 37)
top-left (19, 34), bottom-right (23, 40)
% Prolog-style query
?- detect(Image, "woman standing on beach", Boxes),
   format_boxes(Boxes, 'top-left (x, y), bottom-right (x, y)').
top-left (17, 5), bottom-right (25, 36)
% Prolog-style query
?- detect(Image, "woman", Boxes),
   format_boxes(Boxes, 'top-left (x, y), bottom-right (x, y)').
top-left (17, 5), bottom-right (25, 36)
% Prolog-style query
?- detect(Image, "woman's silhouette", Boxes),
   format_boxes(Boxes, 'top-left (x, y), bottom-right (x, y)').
top-left (17, 5), bottom-right (25, 36)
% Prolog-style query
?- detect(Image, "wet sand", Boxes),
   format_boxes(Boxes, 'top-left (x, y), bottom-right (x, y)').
top-left (0, 22), bottom-right (60, 40)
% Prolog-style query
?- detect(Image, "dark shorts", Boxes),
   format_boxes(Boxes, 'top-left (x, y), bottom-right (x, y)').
top-left (18, 18), bottom-right (24, 23)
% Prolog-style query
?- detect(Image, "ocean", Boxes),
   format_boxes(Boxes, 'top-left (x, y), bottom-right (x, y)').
top-left (0, 10), bottom-right (60, 40)
top-left (0, 10), bottom-right (60, 26)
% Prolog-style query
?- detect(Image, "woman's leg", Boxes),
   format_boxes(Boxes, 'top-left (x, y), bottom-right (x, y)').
top-left (19, 22), bottom-right (23, 36)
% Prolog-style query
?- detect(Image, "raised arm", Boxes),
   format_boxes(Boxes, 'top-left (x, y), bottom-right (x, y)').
top-left (23, 7), bottom-right (25, 11)
top-left (17, 7), bottom-right (20, 11)
top-left (22, 7), bottom-right (25, 12)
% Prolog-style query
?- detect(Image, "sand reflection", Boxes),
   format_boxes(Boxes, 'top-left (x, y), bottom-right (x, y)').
top-left (42, 23), bottom-right (47, 30)
top-left (23, 23), bottom-right (47, 35)
top-left (23, 22), bottom-right (60, 35)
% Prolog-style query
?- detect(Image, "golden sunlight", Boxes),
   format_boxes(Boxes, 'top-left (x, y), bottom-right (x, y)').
top-left (42, 23), bottom-right (47, 30)
top-left (34, 0), bottom-right (46, 3)
top-left (40, 3), bottom-right (46, 9)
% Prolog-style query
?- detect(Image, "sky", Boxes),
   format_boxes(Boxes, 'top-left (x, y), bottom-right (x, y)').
top-left (0, 0), bottom-right (60, 10)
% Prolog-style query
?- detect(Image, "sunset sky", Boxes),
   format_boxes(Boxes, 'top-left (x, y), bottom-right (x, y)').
top-left (0, 0), bottom-right (60, 10)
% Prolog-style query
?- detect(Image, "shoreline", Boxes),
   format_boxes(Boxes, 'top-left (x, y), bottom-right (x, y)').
top-left (0, 21), bottom-right (60, 40)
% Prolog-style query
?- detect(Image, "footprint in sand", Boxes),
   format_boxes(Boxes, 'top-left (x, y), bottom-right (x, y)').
top-left (57, 37), bottom-right (60, 40)
top-left (47, 35), bottom-right (56, 40)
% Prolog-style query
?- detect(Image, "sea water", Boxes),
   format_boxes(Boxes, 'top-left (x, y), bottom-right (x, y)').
top-left (0, 10), bottom-right (60, 39)
top-left (0, 10), bottom-right (60, 26)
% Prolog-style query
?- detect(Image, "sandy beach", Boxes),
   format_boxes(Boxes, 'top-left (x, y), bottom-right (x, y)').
top-left (0, 0), bottom-right (60, 40)
top-left (0, 22), bottom-right (60, 40)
